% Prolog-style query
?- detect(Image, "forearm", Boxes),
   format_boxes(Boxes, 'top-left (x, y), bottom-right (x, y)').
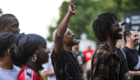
top-left (43, 71), bottom-right (55, 77)
top-left (56, 11), bottom-right (72, 38)
top-left (129, 71), bottom-right (140, 76)
top-left (54, 3), bottom-right (76, 57)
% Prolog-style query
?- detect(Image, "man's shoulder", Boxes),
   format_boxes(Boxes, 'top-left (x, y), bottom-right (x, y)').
top-left (95, 44), bottom-right (110, 53)
top-left (13, 65), bottom-right (21, 72)
top-left (123, 46), bottom-right (128, 52)
top-left (94, 44), bottom-right (111, 58)
top-left (123, 46), bottom-right (132, 54)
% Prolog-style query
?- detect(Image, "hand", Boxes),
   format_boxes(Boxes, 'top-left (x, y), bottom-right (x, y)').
top-left (82, 72), bottom-right (87, 79)
top-left (68, 3), bottom-right (76, 15)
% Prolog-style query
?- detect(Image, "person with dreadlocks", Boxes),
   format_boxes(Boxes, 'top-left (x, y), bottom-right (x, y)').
top-left (91, 12), bottom-right (123, 80)
top-left (10, 34), bottom-right (50, 80)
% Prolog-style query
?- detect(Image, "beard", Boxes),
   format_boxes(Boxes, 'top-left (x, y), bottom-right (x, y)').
top-left (109, 33), bottom-right (122, 40)
top-left (134, 39), bottom-right (139, 46)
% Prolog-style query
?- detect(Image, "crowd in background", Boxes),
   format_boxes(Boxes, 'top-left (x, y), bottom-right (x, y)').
top-left (0, 3), bottom-right (140, 80)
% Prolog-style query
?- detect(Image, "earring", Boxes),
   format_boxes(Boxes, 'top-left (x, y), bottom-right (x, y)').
top-left (31, 54), bottom-right (37, 62)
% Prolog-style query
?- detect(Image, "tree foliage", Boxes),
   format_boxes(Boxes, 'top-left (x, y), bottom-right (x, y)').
top-left (0, 9), bottom-right (2, 13)
top-left (47, 0), bottom-right (140, 42)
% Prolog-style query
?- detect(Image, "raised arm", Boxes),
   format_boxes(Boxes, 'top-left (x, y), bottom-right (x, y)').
top-left (54, 3), bottom-right (76, 58)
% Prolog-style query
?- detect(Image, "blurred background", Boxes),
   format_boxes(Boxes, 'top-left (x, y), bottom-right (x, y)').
top-left (0, 0), bottom-right (139, 51)
top-left (0, 0), bottom-right (139, 80)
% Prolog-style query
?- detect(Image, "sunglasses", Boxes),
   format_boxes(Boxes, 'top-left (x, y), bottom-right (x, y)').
top-left (113, 22), bottom-right (125, 28)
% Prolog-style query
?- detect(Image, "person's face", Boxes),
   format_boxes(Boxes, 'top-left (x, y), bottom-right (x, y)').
top-left (109, 19), bottom-right (123, 40)
top-left (88, 45), bottom-right (91, 50)
top-left (4, 17), bottom-right (20, 34)
top-left (74, 44), bottom-right (79, 50)
top-left (38, 39), bottom-right (50, 64)
top-left (116, 40), bottom-right (122, 48)
top-left (63, 29), bottom-right (77, 45)
top-left (129, 31), bottom-right (139, 46)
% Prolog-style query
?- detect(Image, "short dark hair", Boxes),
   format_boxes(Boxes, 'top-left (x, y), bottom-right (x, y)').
top-left (0, 14), bottom-right (16, 31)
top-left (123, 29), bottom-right (135, 42)
top-left (92, 12), bottom-right (118, 42)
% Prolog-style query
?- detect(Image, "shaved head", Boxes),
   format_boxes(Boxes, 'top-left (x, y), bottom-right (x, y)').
top-left (52, 28), bottom-right (71, 42)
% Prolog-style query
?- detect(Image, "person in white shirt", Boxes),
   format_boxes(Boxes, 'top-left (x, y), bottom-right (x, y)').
top-left (0, 32), bottom-right (24, 80)
top-left (0, 65), bottom-right (20, 80)
top-left (41, 54), bottom-right (56, 80)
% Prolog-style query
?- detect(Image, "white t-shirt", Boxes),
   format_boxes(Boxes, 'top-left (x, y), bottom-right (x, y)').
top-left (41, 54), bottom-right (56, 80)
top-left (0, 65), bottom-right (20, 80)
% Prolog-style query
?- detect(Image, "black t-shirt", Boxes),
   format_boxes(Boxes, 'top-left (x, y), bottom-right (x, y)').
top-left (51, 49), bottom-right (81, 80)
top-left (123, 46), bottom-right (140, 80)
top-left (115, 47), bottom-right (129, 80)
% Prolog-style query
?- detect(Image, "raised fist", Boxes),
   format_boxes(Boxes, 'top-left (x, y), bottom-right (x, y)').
top-left (68, 3), bottom-right (76, 15)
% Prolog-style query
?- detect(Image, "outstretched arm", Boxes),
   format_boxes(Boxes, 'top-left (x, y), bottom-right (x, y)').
top-left (54, 3), bottom-right (76, 59)
top-left (129, 71), bottom-right (140, 76)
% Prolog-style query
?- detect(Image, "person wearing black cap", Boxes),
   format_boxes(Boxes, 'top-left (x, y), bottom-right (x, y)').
top-left (0, 14), bottom-right (20, 34)
top-left (0, 32), bottom-right (24, 80)
top-left (10, 34), bottom-right (50, 80)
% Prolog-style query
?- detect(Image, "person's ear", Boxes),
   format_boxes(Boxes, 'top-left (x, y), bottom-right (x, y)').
top-left (0, 26), bottom-right (7, 33)
top-left (7, 49), bottom-right (11, 56)
top-left (126, 36), bottom-right (130, 41)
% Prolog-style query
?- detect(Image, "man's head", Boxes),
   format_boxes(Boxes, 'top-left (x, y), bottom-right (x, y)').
top-left (87, 45), bottom-right (91, 50)
top-left (52, 28), bottom-right (78, 46)
top-left (0, 14), bottom-right (20, 34)
top-left (92, 12), bottom-right (122, 42)
top-left (0, 32), bottom-right (24, 60)
top-left (124, 29), bottom-right (139, 47)
top-left (73, 42), bottom-right (79, 51)
top-left (0, 32), bottom-right (16, 59)
top-left (116, 39), bottom-right (122, 49)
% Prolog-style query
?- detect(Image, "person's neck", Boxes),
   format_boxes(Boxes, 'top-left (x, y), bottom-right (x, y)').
top-left (126, 43), bottom-right (135, 50)
top-left (106, 37), bottom-right (117, 51)
top-left (0, 57), bottom-right (13, 70)
top-left (63, 44), bottom-right (72, 52)
top-left (26, 61), bottom-right (38, 72)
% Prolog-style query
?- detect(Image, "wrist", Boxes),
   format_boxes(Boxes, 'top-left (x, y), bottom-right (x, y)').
top-left (67, 11), bottom-right (74, 15)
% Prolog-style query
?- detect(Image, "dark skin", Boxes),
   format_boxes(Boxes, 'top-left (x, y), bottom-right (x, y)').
top-left (0, 17), bottom-right (20, 34)
top-left (95, 19), bottom-right (123, 80)
top-left (54, 3), bottom-right (77, 59)
top-left (0, 42), bottom-right (16, 70)
top-left (105, 19), bottom-right (123, 51)
top-left (26, 39), bottom-right (50, 72)
top-left (0, 49), bottom-right (14, 70)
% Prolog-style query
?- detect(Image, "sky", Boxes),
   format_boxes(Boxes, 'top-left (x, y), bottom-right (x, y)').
top-left (0, 0), bottom-right (64, 38)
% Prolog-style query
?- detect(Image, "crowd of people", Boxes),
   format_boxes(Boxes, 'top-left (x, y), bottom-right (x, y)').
top-left (0, 3), bottom-right (140, 80)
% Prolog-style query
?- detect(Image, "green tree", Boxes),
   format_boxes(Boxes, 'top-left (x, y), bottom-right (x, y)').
top-left (47, 0), bottom-right (140, 42)
top-left (0, 9), bottom-right (2, 13)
